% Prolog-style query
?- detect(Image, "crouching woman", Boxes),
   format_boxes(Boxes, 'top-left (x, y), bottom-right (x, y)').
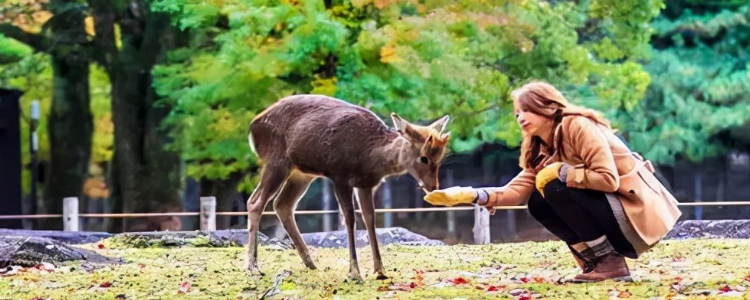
top-left (425, 81), bottom-right (682, 283)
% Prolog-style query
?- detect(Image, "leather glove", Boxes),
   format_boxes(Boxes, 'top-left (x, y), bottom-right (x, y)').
top-left (535, 162), bottom-right (570, 197)
top-left (423, 186), bottom-right (479, 207)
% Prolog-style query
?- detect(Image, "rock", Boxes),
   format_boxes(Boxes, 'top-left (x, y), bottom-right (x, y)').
top-left (0, 235), bottom-right (122, 268)
top-left (297, 227), bottom-right (447, 248)
top-left (108, 231), bottom-right (259, 248)
top-left (664, 220), bottom-right (750, 240)
top-left (0, 229), bottom-right (111, 244)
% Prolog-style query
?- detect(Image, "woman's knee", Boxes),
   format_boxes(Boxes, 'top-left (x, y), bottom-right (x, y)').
top-left (526, 191), bottom-right (550, 217)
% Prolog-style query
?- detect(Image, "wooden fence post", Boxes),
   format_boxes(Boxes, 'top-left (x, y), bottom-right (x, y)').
top-left (473, 205), bottom-right (491, 244)
top-left (200, 196), bottom-right (216, 232)
top-left (63, 197), bottom-right (79, 232)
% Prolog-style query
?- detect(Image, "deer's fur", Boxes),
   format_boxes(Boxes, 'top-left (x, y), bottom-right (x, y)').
top-left (245, 94), bottom-right (450, 281)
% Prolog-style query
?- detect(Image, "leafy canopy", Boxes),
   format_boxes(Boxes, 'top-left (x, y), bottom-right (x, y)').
top-left (613, 3), bottom-right (750, 165)
top-left (152, 0), bottom-right (664, 187)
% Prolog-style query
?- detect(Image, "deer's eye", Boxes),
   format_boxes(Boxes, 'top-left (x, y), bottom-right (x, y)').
top-left (419, 156), bottom-right (429, 164)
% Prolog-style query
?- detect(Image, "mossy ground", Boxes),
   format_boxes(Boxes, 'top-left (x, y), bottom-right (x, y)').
top-left (1, 238), bottom-right (749, 299)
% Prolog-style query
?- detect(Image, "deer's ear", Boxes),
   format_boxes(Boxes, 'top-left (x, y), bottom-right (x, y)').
top-left (400, 123), bottom-right (426, 143)
top-left (391, 112), bottom-right (408, 131)
top-left (429, 115), bottom-right (450, 133)
top-left (436, 132), bottom-right (451, 147)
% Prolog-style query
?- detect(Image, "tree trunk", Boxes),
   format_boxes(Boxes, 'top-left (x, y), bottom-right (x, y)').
top-left (41, 1), bottom-right (93, 230)
top-left (91, 0), bottom-right (188, 232)
top-left (42, 56), bottom-right (93, 230)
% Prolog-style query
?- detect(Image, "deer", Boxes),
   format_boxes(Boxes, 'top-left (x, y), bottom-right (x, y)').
top-left (245, 94), bottom-right (451, 282)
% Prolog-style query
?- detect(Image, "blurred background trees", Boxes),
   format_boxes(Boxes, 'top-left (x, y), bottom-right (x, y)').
top-left (1, 0), bottom-right (748, 233)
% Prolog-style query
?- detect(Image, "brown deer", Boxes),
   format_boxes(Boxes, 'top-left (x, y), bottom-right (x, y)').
top-left (245, 94), bottom-right (450, 281)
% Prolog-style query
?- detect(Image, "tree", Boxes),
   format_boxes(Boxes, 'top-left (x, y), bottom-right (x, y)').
top-left (1, 0), bottom-right (94, 229)
top-left (152, 0), bottom-right (664, 226)
top-left (88, 0), bottom-right (190, 232)
top-left (608, 1), bottom-right (750, 165)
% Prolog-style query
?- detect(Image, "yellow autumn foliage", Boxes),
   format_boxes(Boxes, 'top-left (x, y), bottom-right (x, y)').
top-left (310, 75), bottom-right (338, 96)
top-left (0, 0), bottom-right (52, 33)
top-left (209, 110), bottom-right (237, 139)
top-left (380, 43), bottom-right (401, 63)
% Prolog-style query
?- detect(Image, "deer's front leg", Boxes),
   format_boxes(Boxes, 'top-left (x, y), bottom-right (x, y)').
top-left (333, 183), bottom-right (362, 282)
top-left (355, 187), bottom-right (387, 280)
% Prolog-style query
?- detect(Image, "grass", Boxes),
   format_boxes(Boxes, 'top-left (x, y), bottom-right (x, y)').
top-left (1, 238), bottom-right (750, 299)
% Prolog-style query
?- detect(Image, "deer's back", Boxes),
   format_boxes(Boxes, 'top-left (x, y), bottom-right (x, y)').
top-left (250, 95), bottom-right (396, 177)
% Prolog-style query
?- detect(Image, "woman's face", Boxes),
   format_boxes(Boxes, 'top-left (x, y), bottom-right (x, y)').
top-left (514, 105), bottom-right (552, 137)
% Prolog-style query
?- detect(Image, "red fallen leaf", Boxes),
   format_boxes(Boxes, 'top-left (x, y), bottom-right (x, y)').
top-left (744, 274), bottom-right (750, 283)
top-left (487, 285), bottom-right (502, 292)
top-left (99, 282), bottom-right (112, 288)
top-left (97, 243), bottom-right (105, 249)
top-left (719, 285), bottom-right (732, 293)
top-left (447, 277), bottom-right (468, 285)
top-left (517, 292), bottom-right (532, 300)
top-left (178, 281), bottom-right (192, 294)
top-left (413, 269), bottom-right (424, 286)
top-left (519, 277), bottom-right (530, 283)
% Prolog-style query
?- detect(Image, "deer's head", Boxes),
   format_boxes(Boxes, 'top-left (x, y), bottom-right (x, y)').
top-left (391, 113), bottom-right (451, 193)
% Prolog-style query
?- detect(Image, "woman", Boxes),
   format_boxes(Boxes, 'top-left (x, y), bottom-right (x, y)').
top-left (424, 81), bottom-right (682, 283)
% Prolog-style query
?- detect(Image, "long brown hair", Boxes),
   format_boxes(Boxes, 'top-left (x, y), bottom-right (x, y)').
top-left (513, 81), bottom-right (611, 170)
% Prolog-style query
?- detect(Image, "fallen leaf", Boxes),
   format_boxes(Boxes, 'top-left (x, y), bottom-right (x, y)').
top-left (178, 281), bottom-right (192, 294)
top-left (446, 276), bottom-right (468, 285)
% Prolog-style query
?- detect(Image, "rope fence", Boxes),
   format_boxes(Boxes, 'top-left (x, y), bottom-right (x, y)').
top-left (1, 197), bottom-right (749, 244)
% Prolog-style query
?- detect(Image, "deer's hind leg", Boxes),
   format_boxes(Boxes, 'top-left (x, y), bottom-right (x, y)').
top-left (273, 171), bottom-right (316, 269)
top-left (245, 162), bottom-right (290, 276)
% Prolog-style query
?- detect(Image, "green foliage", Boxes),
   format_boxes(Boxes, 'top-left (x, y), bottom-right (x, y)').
top-left (615, 4), bottom-right (750, 165)
top-left (152, 0), bottom-right (356, 191)
top-left (153, 0), bottom-right (664, 186)
top-left (0, 35), bottom-right (32, 64)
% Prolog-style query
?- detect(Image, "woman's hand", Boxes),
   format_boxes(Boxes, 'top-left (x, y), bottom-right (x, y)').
top-left (423, 186), bottom-right (479, 207)
top-left (535, 162), bottom-right (572, 196)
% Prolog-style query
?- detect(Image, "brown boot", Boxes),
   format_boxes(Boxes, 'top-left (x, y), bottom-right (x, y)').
top-left (572, 252), bottom-right (632, 283)
top-left (570, 239), bottom-right (632, 283)
top-left (568, 245), bottom-right (595, 273)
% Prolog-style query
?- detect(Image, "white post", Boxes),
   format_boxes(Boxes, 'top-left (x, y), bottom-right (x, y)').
top-left (473, 205), bottom-right (491, 244)
top-left (200, 196), bottom-right (216, 232)
top-left (382, 180), bottom-right (393, 228)
top-left (63, 197), bottom-right (79, 232)
top-left (322, 179), bottom-right (333, 232)
top-left (445, 169), bottom-right (456, 237)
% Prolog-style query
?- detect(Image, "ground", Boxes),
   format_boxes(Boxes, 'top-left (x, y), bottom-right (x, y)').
top-left (1, 238), bottom-right (749, 299)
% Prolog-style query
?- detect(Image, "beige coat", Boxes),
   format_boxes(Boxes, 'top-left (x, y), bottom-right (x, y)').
top-left (495, 115), bottom-right (682, 257)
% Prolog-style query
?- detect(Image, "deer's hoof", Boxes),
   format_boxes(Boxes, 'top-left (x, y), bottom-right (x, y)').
top-left (246, 267), bottom-right (265, 277)
top-left (244, 263), bottom-right (265, 277)
top-left (347, 273), bottom-right (364, 283)
top-left (304, 262), bottom-right (317, 270)
top-left (375, 273), bottom-right (389, 280)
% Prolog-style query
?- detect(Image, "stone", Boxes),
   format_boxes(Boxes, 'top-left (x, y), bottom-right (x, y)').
top-left (0, 235), bottom-right (122, 268)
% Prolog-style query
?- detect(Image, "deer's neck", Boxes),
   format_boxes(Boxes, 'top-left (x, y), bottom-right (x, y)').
top-left (375, 135), bottom-right (412, 176)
